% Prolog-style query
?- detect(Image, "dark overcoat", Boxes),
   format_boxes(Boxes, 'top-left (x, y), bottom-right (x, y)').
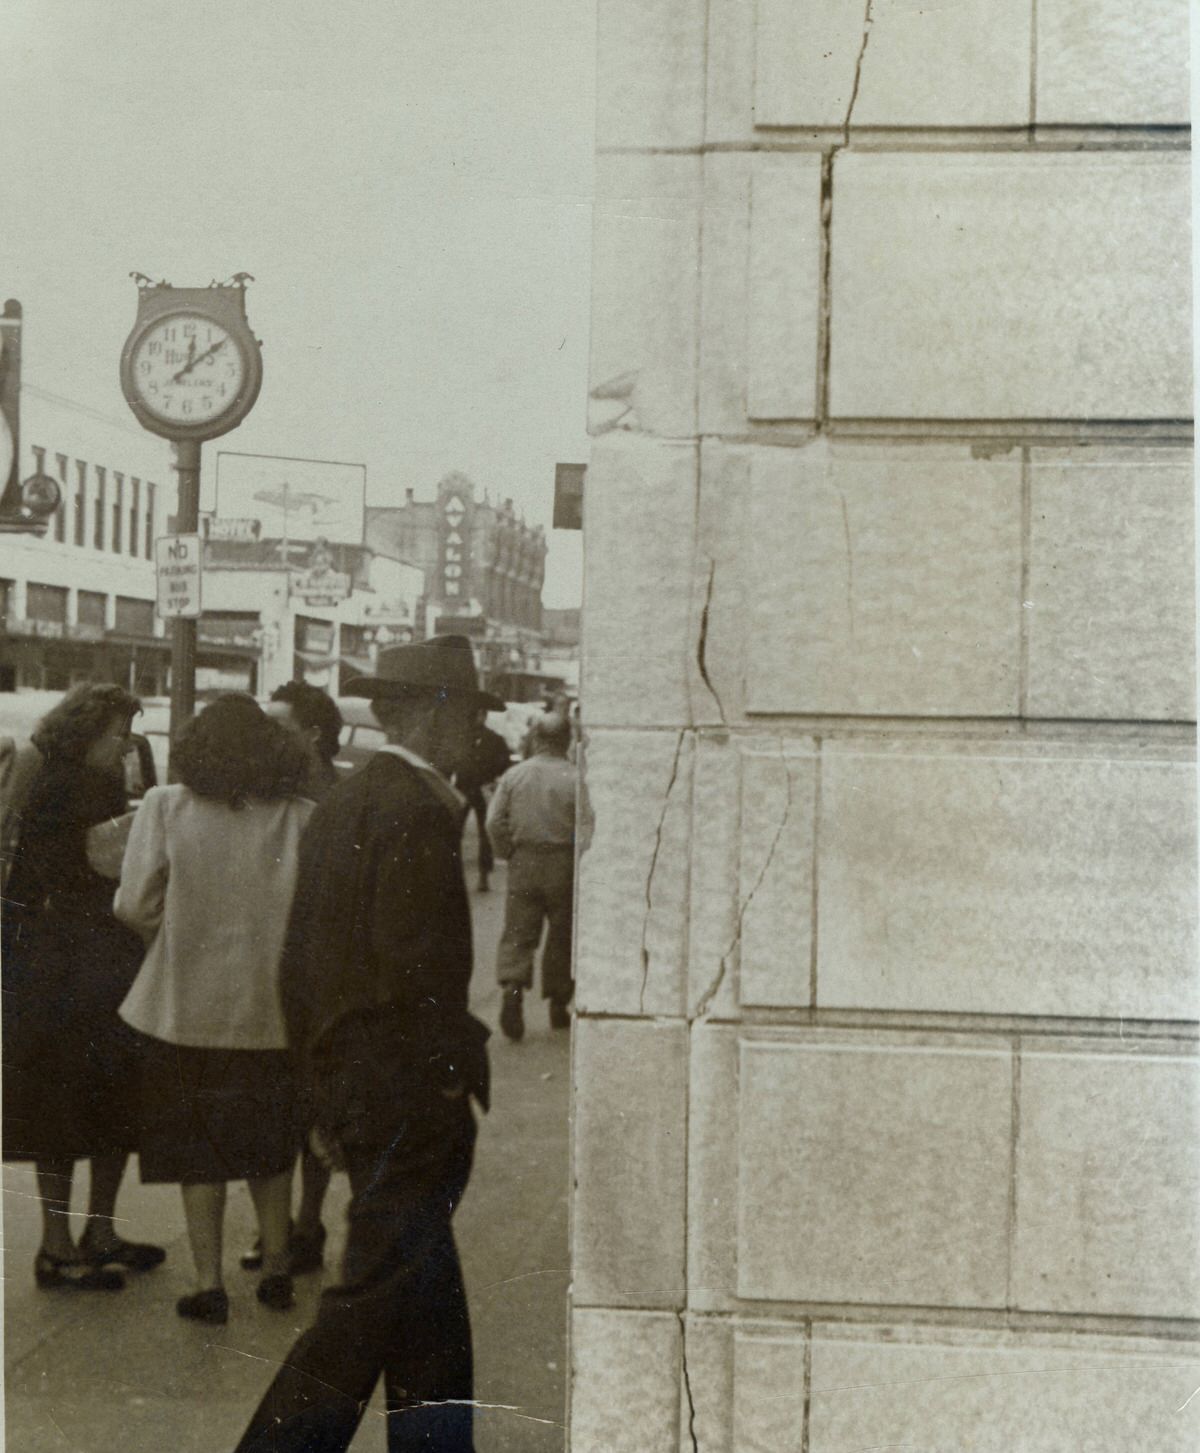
top-left (280, 750), bottom-right (490, 1134)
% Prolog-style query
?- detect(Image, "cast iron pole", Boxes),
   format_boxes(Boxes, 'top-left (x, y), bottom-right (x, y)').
top-left (169, 437), bottom-right (201, 761)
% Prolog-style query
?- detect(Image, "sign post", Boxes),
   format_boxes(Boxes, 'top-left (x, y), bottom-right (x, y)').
top-left (119, 275), bottom-right (263, 765)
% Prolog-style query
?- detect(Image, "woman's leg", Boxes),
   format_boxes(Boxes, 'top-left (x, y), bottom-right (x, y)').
top-left (247, 1171), bottom-right (292, 1279)
top-left (35, 1159), bottom-right (77, 1259)
top-left (82, 1152), bottom-right (127, 1248)
top-left (295, 1146), bottom-right (331, 1242)
top-left (180, 1182), bottom-right (227, 1291)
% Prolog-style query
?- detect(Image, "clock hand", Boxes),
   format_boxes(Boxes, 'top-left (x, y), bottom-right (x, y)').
top-left (172, 337), bottom-right (226, 382)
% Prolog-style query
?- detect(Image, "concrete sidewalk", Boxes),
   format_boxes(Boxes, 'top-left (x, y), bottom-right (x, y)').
top-left (3, 855), bottom-right (570, 1452)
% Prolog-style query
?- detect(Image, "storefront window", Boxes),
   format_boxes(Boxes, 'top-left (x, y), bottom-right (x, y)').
top-left (115, 595), bottom-right (154, 636)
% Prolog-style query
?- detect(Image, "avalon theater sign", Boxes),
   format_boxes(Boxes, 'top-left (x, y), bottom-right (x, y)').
top-left (440, 490), bottom-right (471, 601)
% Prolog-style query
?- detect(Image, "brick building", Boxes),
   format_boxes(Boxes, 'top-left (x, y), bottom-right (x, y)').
top-left (571, 4), bottom-right (1196, 1450)
top-left (366, 470), bottom-right (547, 689)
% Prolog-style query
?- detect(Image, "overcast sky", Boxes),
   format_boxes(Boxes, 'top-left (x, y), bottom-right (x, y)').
top-left (2, 0), bottom-right (595, 605)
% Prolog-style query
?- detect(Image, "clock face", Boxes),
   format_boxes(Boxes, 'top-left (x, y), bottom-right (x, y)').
top-left (129, 313), bottom-right (247, 426)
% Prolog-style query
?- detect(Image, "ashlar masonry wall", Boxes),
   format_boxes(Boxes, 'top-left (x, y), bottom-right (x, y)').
top-left (571, 2), bottom-right (1197, 1449)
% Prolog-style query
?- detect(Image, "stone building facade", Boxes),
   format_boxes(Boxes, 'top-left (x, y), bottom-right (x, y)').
top-left (571, 3), bottom-right (1196, 1449)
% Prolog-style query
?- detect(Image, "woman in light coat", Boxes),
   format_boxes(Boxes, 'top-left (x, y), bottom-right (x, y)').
top-left (115, 694), bottom-right (314, 1325)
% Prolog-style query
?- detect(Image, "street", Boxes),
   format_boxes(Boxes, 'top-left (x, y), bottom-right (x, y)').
top-left (2, 833), bottom-right (570, 1453)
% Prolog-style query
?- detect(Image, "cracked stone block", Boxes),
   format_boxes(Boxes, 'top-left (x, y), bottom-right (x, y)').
top-left (679, 1315), bottom-right (734, 1453)
top-left (738, 742), bottom-right (819, 1008)
top-left (1012, 1040), bottom-right (1200, 1319)
top-left (687, 734), bottom-right (741, 1019)
top-left (575, 728), bottom-right (692, 1016)
top-left (687, 1023), bottom-right (739, 1310)
top-left (1027, 448), bottom-right (1196, 722)
top-left (573, 1019), bottom-right (688, 1309)
top-left (829, 152), bottom-right (1192, 420)
top-left (809, 1325), bottom-right (1200, 1451)
top-left (688, 442), bottom-right (751, 729)
top-left (699, 153), bottom-right (822, 432)
top-left (817, 742), bottom-right (1199, 1020)
top-left (737, 1031), bottom-right (1012, 1307)
top-left (733, 1326), bottom-right (807, 1452)
top-left (596, 0), bottom-right (706, 148)
top-left (756, 0), bottom-right (1031, 128)
top-left (571, 1308), bottom-right (680, 1452)
top-left (1037, 0), bottom-right (1190, 124)
top-left (589, 153), bottom-right (701, 439)
top-left (581, 435), bottom-right (695, 729)
top-left (746, 156), bottom-right (823, 420)
top-left (746, 442), bottom-right (1022, 717)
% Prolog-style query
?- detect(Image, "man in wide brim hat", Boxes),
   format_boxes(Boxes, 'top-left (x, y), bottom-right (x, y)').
top-left (343, 634), bottom-right (504, 712)
top-left (235, 631), bottom-right (495, 1453)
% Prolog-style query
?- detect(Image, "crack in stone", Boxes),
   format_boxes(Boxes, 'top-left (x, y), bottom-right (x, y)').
top-left (640, 729), bottom-right (687, 1013)
top-left (696, 556), bottom-right (727, 724)
top-left (843, 0), bottom-right (876, 144)
top-left (693, 740), bottom-right (795, 1020)
top-left (819, 0), bottom-right (874, 427)
top-left (678, 1310), bottom-right (700, 1453)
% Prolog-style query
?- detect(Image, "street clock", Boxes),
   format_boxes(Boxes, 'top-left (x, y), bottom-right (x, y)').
top-left (119, 277), bottom-right (262, 442)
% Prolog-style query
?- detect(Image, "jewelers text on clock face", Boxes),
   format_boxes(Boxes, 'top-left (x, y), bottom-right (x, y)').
top-left (131, 312), bottom-right (246, 426)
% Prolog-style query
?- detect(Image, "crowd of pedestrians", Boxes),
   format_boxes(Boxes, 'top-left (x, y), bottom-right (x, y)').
top-left (0, 636), bottom-right (577, 1453)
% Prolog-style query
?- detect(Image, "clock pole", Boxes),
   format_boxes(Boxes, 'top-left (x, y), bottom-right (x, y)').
top-left (119, 274), bottom-right (263, 768)
top-left (170, 437), bottom-right (201, 745)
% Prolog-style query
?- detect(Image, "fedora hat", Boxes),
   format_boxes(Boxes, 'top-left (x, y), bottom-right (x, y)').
top-left (344, 634), bottom-right (504, 711)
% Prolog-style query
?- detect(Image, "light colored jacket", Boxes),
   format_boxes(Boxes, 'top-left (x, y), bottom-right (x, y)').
top-left (115, 783), bottom-right (314, 1050)
top-left (485, 751), bottom-right (576, 859)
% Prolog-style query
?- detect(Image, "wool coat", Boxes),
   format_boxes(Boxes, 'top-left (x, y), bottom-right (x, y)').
top-left (280, 750), bottom-right (491, 1126)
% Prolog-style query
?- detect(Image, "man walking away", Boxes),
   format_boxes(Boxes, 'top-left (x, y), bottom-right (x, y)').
top-left (487, 712), bottom-right (576, 1041)
top-left (234, 636), bottom-right (497, 1453)
top-left (454, 714), bottom-right (513, 892)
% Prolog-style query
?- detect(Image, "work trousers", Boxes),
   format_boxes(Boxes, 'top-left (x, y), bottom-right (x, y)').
top-left (234, 1079), bottom-right (478, 1453)
top-left (494, 844), bottom-right (574, 1004)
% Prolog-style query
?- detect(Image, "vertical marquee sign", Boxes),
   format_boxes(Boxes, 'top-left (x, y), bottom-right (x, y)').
top-left (119, 275), bottom-right (263, 752)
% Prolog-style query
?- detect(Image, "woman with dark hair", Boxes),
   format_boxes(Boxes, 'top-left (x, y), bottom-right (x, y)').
top-left (2, 683), bottom-right (166, 1290)
top-left (115, 694), bottom-right (313, 1324)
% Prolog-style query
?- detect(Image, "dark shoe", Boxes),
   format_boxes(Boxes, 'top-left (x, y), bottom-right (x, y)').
top-left (35, 1250), bottom-right (125, 1292)
top-left (257, 1273), bottom-right (294, 1311)
top-left (288, 1224), bottom-right (326, 1276)
top-left (499, 986), bottom-right (525, 1042)
top-left (548, 1000), bottom-right (571, 1030)
top-left (79, 1233), bottom-right (166, 1272)
top-left (239, 1238), bottom-right (264, 1272)
top-left (177, 1288), bottom-right (229, 1325)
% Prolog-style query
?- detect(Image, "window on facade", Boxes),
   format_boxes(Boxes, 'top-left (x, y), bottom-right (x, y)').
top-left (129, 478), bottom-right (140, 557)
top-left (94, 466), bottom-right (106, 551)
top-left (144, 482), bottom-right (155, 559)
top-left (0, 578), bottom-right (12, 623)
top-left (78, 590), bottom-right (107, 629)
top-left (115, 595), bottom-right (154, 637)
top-left (74, 461), bottom-right (87, 546)
top-left (27, 582), bottom-right (69, 624)
top-left (112, 472), bottom-right (123, 553)
top-left (53, 453), bottom-right (67, 541)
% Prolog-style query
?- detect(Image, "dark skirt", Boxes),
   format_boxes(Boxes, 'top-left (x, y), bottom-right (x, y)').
top-left (136, 1036), bottom-right (301, 1185)
top-left (2, 903), bottom-right (145, 1163)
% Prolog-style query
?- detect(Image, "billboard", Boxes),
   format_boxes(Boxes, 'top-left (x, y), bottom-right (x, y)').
top-left (214, 451), bottom-right (365, 547)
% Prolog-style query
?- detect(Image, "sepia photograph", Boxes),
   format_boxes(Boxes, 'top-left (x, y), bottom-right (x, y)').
top-left (1, 2), bottom-right (1196, 1450)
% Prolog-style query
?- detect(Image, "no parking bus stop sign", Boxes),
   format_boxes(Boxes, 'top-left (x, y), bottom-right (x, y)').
top-left (155, 533), bottom-right (202, 619)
